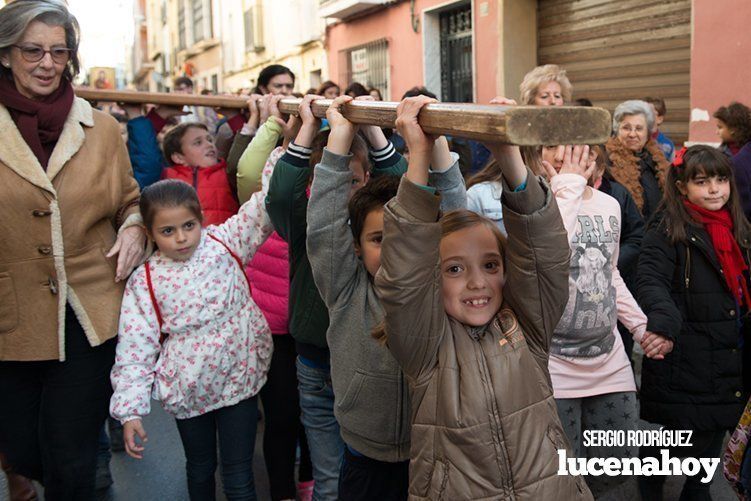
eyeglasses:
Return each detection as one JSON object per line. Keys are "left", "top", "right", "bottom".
{"left": 12, "top": 45, "right": 72, "bottom": 64}
{"left": 619, "top": 124, "right": 646, "bottom": 134}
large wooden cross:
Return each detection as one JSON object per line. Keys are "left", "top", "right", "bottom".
{"left": 75, "top": 89, "right": 611, "bottom": 145}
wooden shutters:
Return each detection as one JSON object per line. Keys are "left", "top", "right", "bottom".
{"left": 537, "top": 0, "right": 691, "bottom": 144}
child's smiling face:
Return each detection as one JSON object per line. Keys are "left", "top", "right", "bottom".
{"left": 440, "top": 223, "right": 505, "bottom": 327}
{"left": 678, "top": 171, "right": 731, "bottom": 212}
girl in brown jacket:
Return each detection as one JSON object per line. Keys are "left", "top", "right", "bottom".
{"left": 374, "top": 97, "right": 592, "bottom": 500}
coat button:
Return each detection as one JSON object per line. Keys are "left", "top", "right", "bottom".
{"left": 730, "top": 309, "right": 736, "bottom": 317}
{"left": 690, "top": 237, "right": 696, "bottom": 242}
{"left": 736, "top": 391, "right": 743, "bottom": 398}
{"left": 32, "top": 209, "right": 51, "bottom": 217}
{"left": 37, "top": 245, "right": 52, "bottom": 255}
{"left": 48, "top": 276, "right": 58, "bottom": 295}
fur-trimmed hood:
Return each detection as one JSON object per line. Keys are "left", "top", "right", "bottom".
{"left": 605, "top": 137, "right": 670, "bottom": 212}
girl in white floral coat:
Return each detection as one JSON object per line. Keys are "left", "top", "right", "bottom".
{"left": 110, "top": 164, "right": 274, "bottom": 500}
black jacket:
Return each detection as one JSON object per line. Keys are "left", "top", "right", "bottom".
{"left": 599, "top": 177, "right": 644, "bottom": 292}
{"left": 637, "top": 214, "right": 751, "bottom": 430}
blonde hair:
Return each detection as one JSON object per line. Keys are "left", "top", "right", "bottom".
{"left": 519, "top": 64, "right": 572, "bottom": 105}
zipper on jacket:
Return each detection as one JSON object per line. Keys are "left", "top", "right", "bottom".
{"left": 473, "top": 340, "right": 514, "bottom": 497}
{"left": 684, "top": 246, "right": 691, "bottom": 289}
{"left": 396, "top": 370, "right": 404, "bottom": 457}
{"left": 192, "top": 166, "right": 199, "bottom": 189}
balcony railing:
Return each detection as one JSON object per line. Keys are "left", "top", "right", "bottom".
{"left": 318, "top": 0, "right": 390, "bottom": 20}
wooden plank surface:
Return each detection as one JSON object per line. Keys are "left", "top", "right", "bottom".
{"left": 75, "top": 89, "right": 613, "bottom": 145}
{"left": 276, "top": 98, "right": 612, "bottom": 145}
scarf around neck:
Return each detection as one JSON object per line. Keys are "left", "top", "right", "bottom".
{"left": 684, "top": 200, "right": 751, "bottom": 310}
{"left": 0, "top": 77, "right": 74, "bottom": 169}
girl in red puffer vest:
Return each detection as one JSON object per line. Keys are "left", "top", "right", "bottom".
{"left": 162, "top": 122, "right": 239, "bottom": 226}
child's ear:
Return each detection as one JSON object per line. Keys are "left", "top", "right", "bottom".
{"left": 676, "top": 180, "right": 688, "bottom": 196}
{"left": 353, "top": 237, "right": 362, "bottom": 258}
{"left": 171, "top": 152, "right": 186, "bottom": 165}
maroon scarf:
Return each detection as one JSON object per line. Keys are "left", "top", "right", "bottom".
{"left": 684, "top": 200, "right": 751, "bottom": 309}
{"left": 0, "top": 77, "right": 74, "bottom": 169}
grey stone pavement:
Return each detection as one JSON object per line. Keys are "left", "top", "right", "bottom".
{"left": 0, "top": 355, "right": 739, "bottom": 500}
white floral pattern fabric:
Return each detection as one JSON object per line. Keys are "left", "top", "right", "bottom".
{"left": 110, "top": 166, "right": 275, "bottom": 422}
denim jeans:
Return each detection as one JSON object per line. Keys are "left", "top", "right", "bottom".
{"left": 175, "top": 396, "right": 259, "bottom": 501}
{"left": 296, "top": 357, "right": 344, "bottom": 501}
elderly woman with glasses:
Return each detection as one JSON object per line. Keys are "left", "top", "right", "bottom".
{"left": 0, "top": 1, "right": 145, "bottom": 498}
{"left": 605, "top": 100, "right": 671, "bottom": 221}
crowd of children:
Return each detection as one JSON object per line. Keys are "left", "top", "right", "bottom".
{"left": 44, "top": 64, "right": 751, "bottom": 500}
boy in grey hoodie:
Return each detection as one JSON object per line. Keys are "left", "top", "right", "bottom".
{"left": 306, "top": 94, "right": 466, "bottom": 500}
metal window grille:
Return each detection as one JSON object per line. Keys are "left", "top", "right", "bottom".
{"left": 339, "top": 39, "right": 389, "bottom": 99}
{"left": 440, "top": 4, "right": 473, "bottom": 103}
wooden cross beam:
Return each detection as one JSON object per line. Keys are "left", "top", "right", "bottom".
{"left": 75, "top": 88, "right": 611, "bottom": 145}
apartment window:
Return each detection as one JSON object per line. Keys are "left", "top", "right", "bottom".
{"left": 178, "top": 1, "right": 186, "bottom": 50}
{"left": 339, "top": 39, "right": 389, "bottom": 99}
{"left": 211, "top": 74, "right": 218, "bottom": 93}
{"left": 244, "top": 5, "right": 264, "bottom": 52}
{"left": 192, "top": 0, "right": 204, "bottom": 43}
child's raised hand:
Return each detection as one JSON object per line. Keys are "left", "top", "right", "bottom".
{"left": 396, "top": 95, "right": 437, "bottom": 157}
{"left": 482, "top": 97, "right": 519, "bottom": 157}
{"left": 542, "top": 145, "right": 596, "bottom": 181}
{"left": 397, "top": 96, "right": 437, "bottom": 185}
{"left": 258, "top": 94, "right": 273, "bottom": 125}
{"left": 246, "top": 94, "right": 262, "bottom": 121}
{"left": 123, "top": 418, "right": 148, "bottom": 459}
{"left": 354, "top": 95, "right": 388, "bottom": 150}
{"left": 269, "top": 94, "right": 301, "bottom": 143}
{"left": 293, "top": 94, "right": 323, "bottom": 148}
{"left": 326, "top": 95, "right": 358, "bottom": 156}
{"left": 326, "top": 95, "right": 357, "bottom": 134}
{"left": 481, "top": 97, "right": 527, "bottom": 189}
{"left": 297, "top": 94, "right": 323, "bottom": 128}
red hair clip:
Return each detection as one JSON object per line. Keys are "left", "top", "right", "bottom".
{"left": 673, "top": 147, "right": 687, "bottom": 168}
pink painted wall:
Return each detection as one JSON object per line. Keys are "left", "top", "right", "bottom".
{"left": 324, "top": 0, "right": 499, "bottom": 102}
{"left": 474, "top": 1, "right": 499, "bottom": 103}
{"left": 689, "top": 0, "right": 751, "bottom": 143}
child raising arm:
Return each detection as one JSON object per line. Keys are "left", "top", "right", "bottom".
{"left": 375, "top": 97, "right": 592, "bottom": 500}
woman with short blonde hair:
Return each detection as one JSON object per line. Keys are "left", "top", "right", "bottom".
{"left": 519, "top": 64, "right": 573, "bottom": 105}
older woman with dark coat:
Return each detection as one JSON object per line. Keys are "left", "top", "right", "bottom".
{"left": 0, "top": 1, "right": 146, "bottom": 498}
{"left": 606, "top": 100, "right": 671, "bottom": 223}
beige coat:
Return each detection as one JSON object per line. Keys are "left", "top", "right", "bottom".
{"left": 375, "top": 174, "right": 592, "bottom": 500}
{"left": 0, "top": 97, "right": 141, "bottom": 362}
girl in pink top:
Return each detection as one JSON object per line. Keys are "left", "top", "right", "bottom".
{"left": 541, "top": 145, "right": 672, "bottom": 496}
